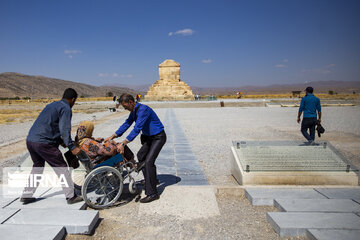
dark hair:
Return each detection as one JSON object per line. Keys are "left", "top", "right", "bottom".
{"left": 305, "top": 86, "right": 314, "bottom": 94}
{"left": 62, "top": 88, "right": 78, "bottom": 100}
{"left": 119, "top": 93, "right": 135, "bottom": 103}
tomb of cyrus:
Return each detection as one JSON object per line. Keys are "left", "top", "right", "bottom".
{"left": 144, "top": 59, "right": 194, "bottom": 101}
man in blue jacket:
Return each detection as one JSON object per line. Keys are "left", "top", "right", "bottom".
{"left": 297, "top": 86, "right": 322, "bottom": 144}
{"left": 21, "top": 88, "right": 82, "bottom": 204}
{"left": 106, "top": 93, "right": 166, "bottom": 203}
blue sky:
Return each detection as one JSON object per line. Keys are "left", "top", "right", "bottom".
{"left": 0, "top": 0, "right": 359, "bottom": 87}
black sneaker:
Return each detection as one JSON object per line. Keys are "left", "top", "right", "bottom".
{"left": 67, "top": 195, "right": 83, "bottom": 204}
{"left": 20, "top": 197, "right": 36, "bottom": 205}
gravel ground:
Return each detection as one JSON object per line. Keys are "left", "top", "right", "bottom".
{"left": 174, "top": 106, "right": 360, "bottom": 185}
{"left": 67, "top": 192, "right": 305, "bottom": 240}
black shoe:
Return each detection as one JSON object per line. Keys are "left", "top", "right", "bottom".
{"left": 20, "top": 197, "right": 36, "bottom": 205}
{"left": 67, "top": 195, "right": 83, "bottom": 204}
{"left": 140, "top": 194, "right": 159, "bottom": 203}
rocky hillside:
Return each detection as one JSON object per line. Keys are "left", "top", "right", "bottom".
{"left": 0, "top": 72, "right": 137, "bottom": 99}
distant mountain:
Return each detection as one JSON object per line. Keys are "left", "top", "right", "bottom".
{"left": 103, "top": 83, "right": 150, "bottom": 94}
{"left": 0, "top": 72, "right": 137, "bottom": 98}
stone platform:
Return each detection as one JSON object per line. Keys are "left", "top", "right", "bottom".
{"left": 231, "top": 141, "right": 358, "bottom": 185}
{"left": 246, "top": 187, "right": 360, "bottom": 239}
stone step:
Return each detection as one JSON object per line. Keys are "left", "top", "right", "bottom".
{"left": 267, "top": 212, "right": 360, "bottom": 237}
{"left": 0, "top": 225, "right": 66, "bottom": 240}
{"left": 274, "top": 198, "right": 360, "bottom": 213}
{"left": 306, "top": 229, "right": 360, "bottom": 240}
{"left": 3, "top": 208, "right": 99, "bottom": 234}
{"left": 245, "top": 188, "right": 326, "bottom": 206}
{"left": 315, "top": 188, "right": 360, "bottom": 199}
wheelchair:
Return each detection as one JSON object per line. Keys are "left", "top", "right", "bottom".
{"left": 71, "top": 146, "right": 139, "bottom": 209}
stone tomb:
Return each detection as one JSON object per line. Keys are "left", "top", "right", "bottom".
{"left": 144, "top": 59, "right": 194, "bottom": 101}
{"left": 231, "top": 141, "right": 358, "bottom": 185}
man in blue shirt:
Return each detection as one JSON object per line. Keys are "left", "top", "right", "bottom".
{"left": 21, "top": 88, "right": 82, "bottom": 204}
{"left": 106, "top": 93, "right": 166, "bottom": 203}
{"left": 297, "top": 86, "right": 322, "bottom": 144}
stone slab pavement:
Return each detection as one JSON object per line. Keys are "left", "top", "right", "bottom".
{"left": 315, "top": 188, "right": 360, "bottom": 200}
{"left": 266, "top": 212, "right": 360, "bottom": 237}
{"left": 274, "top": 198, "right": 360, "bottom": 213}
{"left": 0, "top": 225, "right": 66, "bottom": 240}
{"left": 0, "top": 209, "right": 19, "bottom": 224}
{"left": 3, "top": 208, "right": 99, "bottom": 234}
{"left": 306, "top": 229, "right": 360, "bottom": 240}
{"left": 245, "top": 188, "right": 327, "bottom": 206}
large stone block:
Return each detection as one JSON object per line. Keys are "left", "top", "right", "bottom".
{"left": 306, "top": 229, "right": 360, "bottom": 240}
{"left": 267, "top": 212, "right": 360, "bottom": 237}
{"left": 245, "top": 188, "right": 326, "bottom": 206}
{"left": 274, "top": 198, "right": 360, "bottom": 213}
{"left": 0, "top": 225, "right": 66, "bottom": 240}
{"left": 3, "top": 208, "right": 99, "bottom": 234}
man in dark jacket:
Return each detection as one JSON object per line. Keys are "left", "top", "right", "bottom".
{"left": 297, "top": 86, "right": 322, "bottom": 144}
{"left": 21, "top": 88, "right": 82, "bottom": 204}
{"left": 106, "top": 93, "right": 166, "bottom": 203}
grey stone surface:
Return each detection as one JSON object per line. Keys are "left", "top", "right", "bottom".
{"left": 0, "top": 225, "right": 66, "bottom": 240}
{"left": 0, "top": 196, "right": 17, "bottom": 208}
{"left": 245, "top": 188, "right": 326, "bottom": 206}
{"left": 0, "top": 209, "right": 19, "bottom": 224}
{"left": 267, "top": 212, "right": 360, "bottom": 237}
{"left": 3, "top": 208, "right": 99, "bottom": 234}
{"left": 178, "top": 174, "right": 208, "bottom": 186}
{"left": 5, "top": 197, "right": 86, "bottom": 210}
{"left": 306, "top": 229, "right": 360, "bottom": 240}
{"left": 315, "top": 188, "right": 360, "bottom": 199}
{"left": 274, "top": 198, "right": 360, "bottom": 213}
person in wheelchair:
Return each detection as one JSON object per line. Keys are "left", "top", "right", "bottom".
{"left": 75, "top": 121, "right": 137, "bottom": 168}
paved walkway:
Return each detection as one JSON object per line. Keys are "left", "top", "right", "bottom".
{"left": 157, "top": 109, "right": 208, "bottom": 186}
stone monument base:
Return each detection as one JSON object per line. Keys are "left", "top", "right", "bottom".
{"left": 231, "top": 141, "right": 359, "bottom": 185}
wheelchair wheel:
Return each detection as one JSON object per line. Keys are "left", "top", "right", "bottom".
{"left": 81, "top": 166, "right": 123, "bottom": 209}
{"left": 73, "top": 169, "right": 87, "bottom": 191}
{"left": 128, "top": 177, "right": 137, "bottom": 194}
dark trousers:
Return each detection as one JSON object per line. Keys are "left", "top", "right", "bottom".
{"left": 301, "top": 117, "right": 318, "bottom": 142}
{"left": 137, "top": 131, "right": 166, "bottom": 196}
{"left": 22, "top": 141, "right": 74, "bottom": 199}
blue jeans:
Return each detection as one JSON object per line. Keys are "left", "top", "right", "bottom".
{"left": 301, "top": 117, "right": 317, "bottom": 142}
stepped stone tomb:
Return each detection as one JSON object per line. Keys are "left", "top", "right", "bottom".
{"left": 144, "top": 59, "right": 194, "bottom": 101}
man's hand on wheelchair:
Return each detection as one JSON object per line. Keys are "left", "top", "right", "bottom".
{"left": 117, "top": 144, "right": 125, "bottom": 154}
